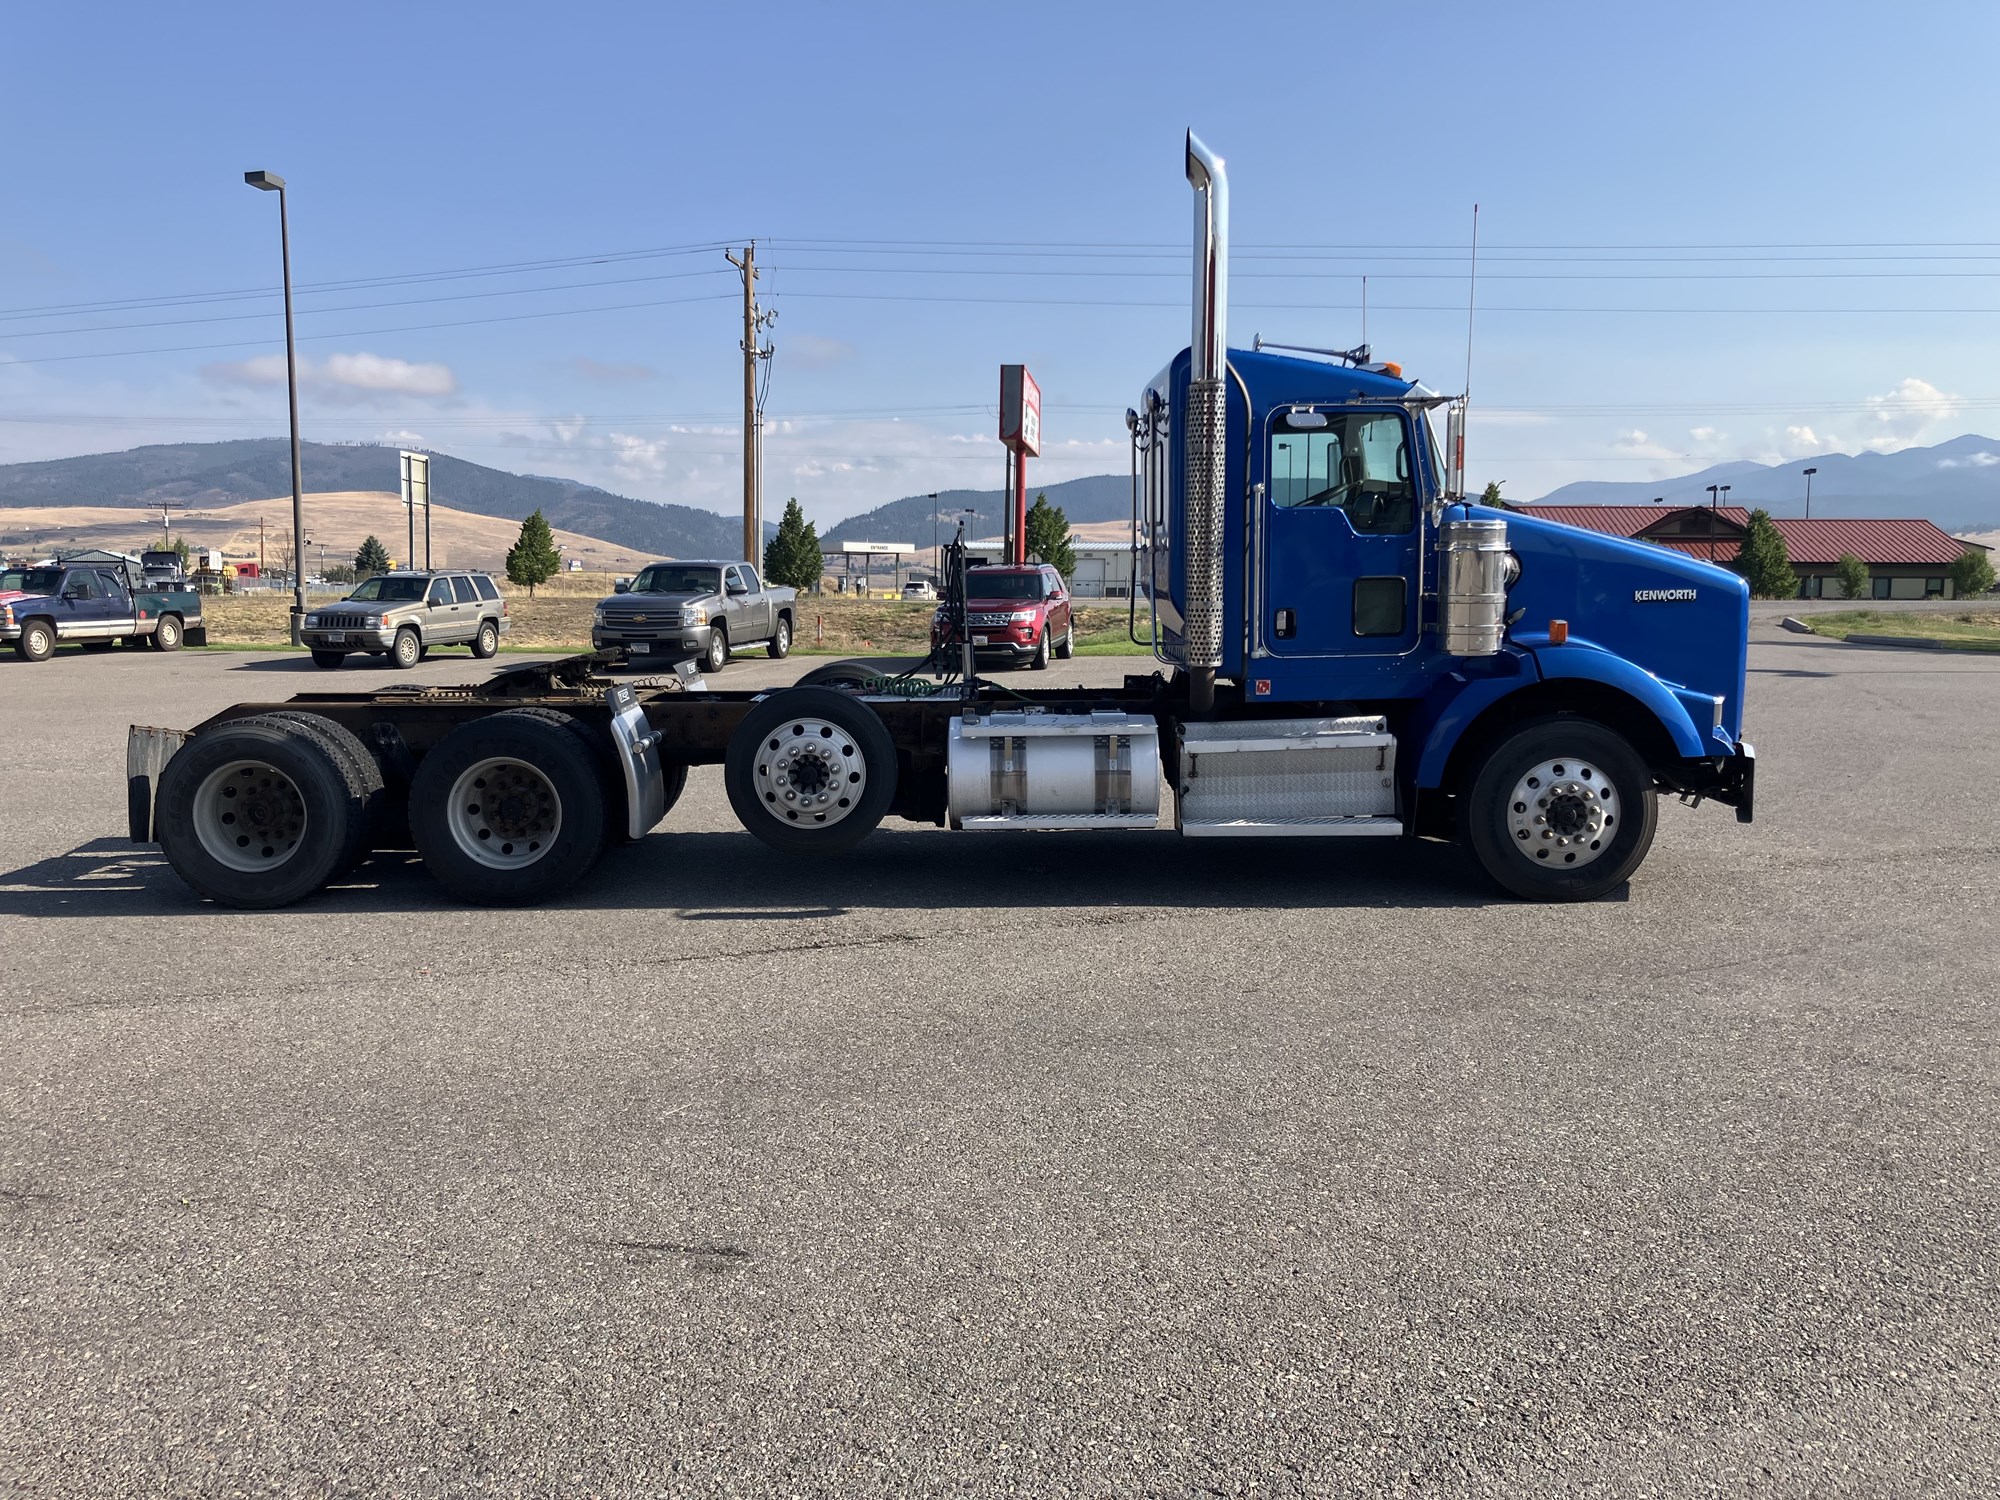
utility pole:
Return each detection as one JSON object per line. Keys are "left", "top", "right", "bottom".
{"left": 258, "top": 515, "right": 267, "bottom": 579}
{"left": 725, "top": 246, "right": 775, "bottom": 564}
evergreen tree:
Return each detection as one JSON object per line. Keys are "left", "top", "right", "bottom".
{"left": 353, "top": 535, "right": 391, "bottom": 578}
{"left": 505, "top": 511, "right": 562, "bottom": 597}
{"left": 154, "top": 533, "right": 190, "bottom": 570}
{"left": 1833, "top": 552, "right": 1871, "bottom": 602}
{"left": 762, "top": 497, "right": 823, "bottom": 590}
{"left": 1024, "top": 492, "right": 1075, "bottom": 579}
{"left": 1734, "top": 508, "right": 1797, "bottom": 599}
{"left": 1948, "top": 545, "right": 1996, "bottom": 598}
{"left": 1479, "top": 480, "right": 1506, "bottom": 507}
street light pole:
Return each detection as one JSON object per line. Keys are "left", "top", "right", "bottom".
{"left": 245, "top": 170, "right": 306, "bottom": 646}
{"left": 1802, "top": 466, "right": 1818, "bottom": 520}
{"left": 926, "top": 492, "right": 943, "bottom": 578}
{"left": 1718, "top": 483, "right": 1732, "bottom": 563}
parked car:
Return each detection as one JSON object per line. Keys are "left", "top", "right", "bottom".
{"left": 591, "top": 560, "right": 795, "bottom": 671}
{"left": 930, "top": 563, "right": 1073, "bottom": 670}
{"left": 1, "top": 560, "right": 205, "bottom": 662}
{"left": 301, "top": 569, "right": 508, "bottom": 669}
{"left": 901, "top": 579, "right": 938, "bottom": 602}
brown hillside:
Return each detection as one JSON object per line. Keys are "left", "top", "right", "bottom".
{"left": 0, "top": 491, "right": 656, "bottom": 574}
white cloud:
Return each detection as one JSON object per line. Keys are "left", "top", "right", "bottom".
{"left": 1938, "top": 451, "right": 2000, "bottom": 469}
{"left": 378, "top": 429, "right": 428, "bottom": 449}
{"left": 781, "top": 335, "right": 855, "bottom": 372}
{"left": 1862, "top": 376, "right": 1962, "bottom": 453}
{"left": 201, "top": 351, "right": 458, "bottom": 405}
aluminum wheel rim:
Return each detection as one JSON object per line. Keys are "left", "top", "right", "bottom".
{"left": 448, "top": 757, "right": 563, "bottom": 869}
{"left": 753, "top": 717, "right": 866, "bottom": 828}
{"left": 192, "top": 759, "right": 309, "bottom": 873}
{"left": 396, "top": 633, "right": 419, "bottom": 665}
{"left": 1507, "top": 757, "right": 1619, "bottom": 869}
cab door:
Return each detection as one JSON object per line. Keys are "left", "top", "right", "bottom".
{"left": 1257, "top": 406, "right": 1423, "bottom": 658}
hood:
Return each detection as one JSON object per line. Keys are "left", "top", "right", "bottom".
{"left": 1483, "top": 504, "right": 1751, "bottom": 742}
{"left": 0, "top": 588, "right": 49, "bottom": 607}
{"left": 597, "top": 590, "right": 709, "bottom": 611}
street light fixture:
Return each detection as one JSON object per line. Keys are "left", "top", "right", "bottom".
{"left": 244, "top": 169, "right": 307, "bottom": 646}
{"left": 1802, "top": 466, "right": 1818, "bottom": 520}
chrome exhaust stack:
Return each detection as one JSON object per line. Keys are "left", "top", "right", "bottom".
{"left": 1184, "top": 131, "right": 1228, "bottom": 714}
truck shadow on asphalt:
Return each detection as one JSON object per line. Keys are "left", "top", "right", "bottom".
{"left": 0, "top": 829, "right": 1542, "bottom": 918}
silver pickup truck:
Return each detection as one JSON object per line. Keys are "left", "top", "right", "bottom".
{"left": 590, "top": 559, "right": 796, "bottom": 671}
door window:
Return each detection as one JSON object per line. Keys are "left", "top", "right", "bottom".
{"left": 450, "top": 576, "right": 479, "bottom": 604}
{"left": 427, "top": 580, "right": 452, "bottom": 607}
{"left": 95, "top": 570, "right": 129, "bottom": 598}
{"left": 739, "top": 566, "right": 761, "bottom": 591}
{"left": 1269, "top": 411, "right": 1416, "bottom": 534}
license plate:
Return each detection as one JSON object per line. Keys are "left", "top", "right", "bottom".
{"left": 973, "top": 634, "right": 990, "bottom": 646}
{"left": 628, "top": 641, "right": 650, "bottom": 654}
{"left": 324, "top": 632, "right": 346, "bottom": 644}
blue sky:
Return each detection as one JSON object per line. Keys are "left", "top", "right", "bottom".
{"left": 5, "top": 0, "right": 1999, "bottom": 524}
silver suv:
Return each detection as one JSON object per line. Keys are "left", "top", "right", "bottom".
{"left": 302, "top": 569, "right": 509, "bottom": 670}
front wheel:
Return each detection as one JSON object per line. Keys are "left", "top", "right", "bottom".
{"left": 472, "top": 619, "right": 500, "bottom": 659}
{"left": 724, "top": 686, "right": 897, "bottom": 854}
{"left": 390, "top": 627, "right": 421, "bottom": 670}
{"left": 767, "top": 616, "right": 792, "bottom": 659}
{"left": 704, "top": 627, "right": 729, "bottom": 673}
{"left": 16, "top": 620, "right": 55, "bottom": 663}
{"left": 1465, "top": 716, "right": 1658, "bottom": 901}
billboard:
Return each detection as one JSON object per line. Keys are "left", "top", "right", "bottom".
{"left": 999, "top": 364, "right": 1041, "bottom": 457}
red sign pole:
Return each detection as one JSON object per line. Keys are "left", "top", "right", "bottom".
{"left": 1013, "top": 448, "right": 1028, "bottom": 564}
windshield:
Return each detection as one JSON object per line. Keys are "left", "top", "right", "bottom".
{"left": 966, "top": 570, "right": 1047, "bottom": 601}
{"left": 346, "top": 575, "right": 428, "bottom": 602}
{"left": 1, "top": 568, "right": 63, "bottom": 595}
{"left": 631, "top": 565, "right": 721, "bottom": 595}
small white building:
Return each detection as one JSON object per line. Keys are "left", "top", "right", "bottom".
{"left": 1067, "top": 540, "right": 1139, "bottom": 599}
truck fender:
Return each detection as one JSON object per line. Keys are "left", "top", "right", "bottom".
{"left": 1413, "top": 639, "right": 1707, "bottom": 787}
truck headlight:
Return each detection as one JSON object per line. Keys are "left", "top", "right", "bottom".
{"left": 592, "top": 606, "right": 606, "bottom": 626}
{"left": 681, "top": 605, "right": 707, "bottom": 625}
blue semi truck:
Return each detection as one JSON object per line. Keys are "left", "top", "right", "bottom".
{"left": 128, "top": 133, "right": 1751, "bottom": 909}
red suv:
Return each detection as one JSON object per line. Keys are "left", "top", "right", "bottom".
{"left": 932, "top": 563, "right": 1073, "bottom": 670}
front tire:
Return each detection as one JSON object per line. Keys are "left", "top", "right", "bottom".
{"left": 472, "top": 619, "right": 500, "bottom": 659}
{"left": 409, "top": 709, "right": 609, "bottom": 904}
{"left": 724, "top": 686, "right": 897, "bottom": 854}
{"left": 767, "top": 615, "right": 792, "bottom": 659}
{"left": 390, "top": 627, "right": 421, "bottom": 670}
{"left": 704, "top": 627, "right": 729, "bottom": 673}
{"left": 16, "top": 619, "right": 55, "bottom": 663}
{"left": 1466, "top": 717, "right": 1658, "bottom": 901}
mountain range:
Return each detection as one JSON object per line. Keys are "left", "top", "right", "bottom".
{"left": 0, "top": 440, "right": 764, "bottom": 559}
{"left": 1529, "top": 433, "right": 2000, "bottom": 534}
{"left": 818, "top": 474, "right": 1131, "bottom": 552}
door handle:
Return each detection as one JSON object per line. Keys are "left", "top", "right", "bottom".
{"left": 1274, "top": 608, "right": 1296, "bottom": 640}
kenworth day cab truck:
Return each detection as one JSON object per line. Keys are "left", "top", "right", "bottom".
{"left": 127, "top": 134, "right": 1752, "bottom": 910}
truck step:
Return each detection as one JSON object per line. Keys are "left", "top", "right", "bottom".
{"left": 957, "top": 811, "right": 1160, "bottom": 832}
{"left": 1181, "top": 814, "right": 1403, "bottom": 838}
{"left": 1177, "top": 714, "right": 1399, "bottom": 829}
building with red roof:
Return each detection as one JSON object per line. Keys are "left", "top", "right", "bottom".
{"left": 1511, "top": 504, "right": 1989, "bottom": 600}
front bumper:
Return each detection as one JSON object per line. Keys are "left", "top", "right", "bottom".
{"left": 593, "top": 621, "right": 712, "bottom": 661}
{"left": 302, "top": 626, "right": 396, "bottom": 651}
{"left": 1677, "top": 740, "right": 1755, "bottom": 823}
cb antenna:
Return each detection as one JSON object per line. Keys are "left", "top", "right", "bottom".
{"left": 1463, "top": 203, "right": 1480, "bottom": 403}
{"left": 1361, "top": 274, "right": 1368, "bottom": 350}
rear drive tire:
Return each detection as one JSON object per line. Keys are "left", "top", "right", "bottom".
{"left": 155, "top": 714, "right": 372, "bottom": 908}
{"left": 472, "top": 619, "right": 500, "bottom": 659}
{"left": 704, "top": 627, "right": 729, "bottom": 673}
{"left": 409, "top": 708, "right": 609, "bottom": 904}
{"left": 258, "top": 711, "right": 386, "bottom": 873}
{"left": 151, "top": 614, "right": 183, "bottom": 652}
{"left": 724, "top": 686, "right": 897, "bottom": 854}
{"left": 311, "top": 650, "right": 347, "bottom": 669}
{"left": 16, "top": 619, "right": 55, "bottom": 662}
{"left": 1466, "top": 716, "right": 1659, "bottom": 902}
{"left": 767, "top": 615, "right": 792, "bottom": 659}
{"left": 391, "top": 627, "right": 421, "bottom": 669}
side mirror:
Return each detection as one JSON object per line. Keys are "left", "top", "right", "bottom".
{"left": 63, "top": 587, "right": 85, "bottom": 601}
{"left": 613, "top": 581, "right": 629, "bottom": 594}
{"left": 726, "top": 579, "right": 748, "bottom": 595}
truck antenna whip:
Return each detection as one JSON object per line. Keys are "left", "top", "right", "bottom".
{"left": 1361, "top": 274, "right": 1368, "bottom": 350}
{"left": 1463, "top": 204, "right": 1480, "bottom": 403}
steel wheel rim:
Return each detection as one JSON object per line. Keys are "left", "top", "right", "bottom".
{"left": 192, "top": 759, "right": 309, "bottom": 873}
{"left": 753, "top": 717, "right": 866, "bottom": 828}
{"left": 159, "top": 619, "right": 178, "bottom": 645}
{"left": 448, "top": 757, "right": 563, "bottom": 869}
{"left": 1506, "top": 756, "right": 1619, "bottom": 869}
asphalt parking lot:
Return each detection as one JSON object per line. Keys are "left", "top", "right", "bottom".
{"left": 2, "top": 623, "right": 1996, "bottom": 1497}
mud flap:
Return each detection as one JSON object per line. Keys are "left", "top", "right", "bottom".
{"left": 606, "top": 684, "right": 667, "bottom": 839}
{"left": 126, "top": 725, "right": 191, "bottom": 842}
